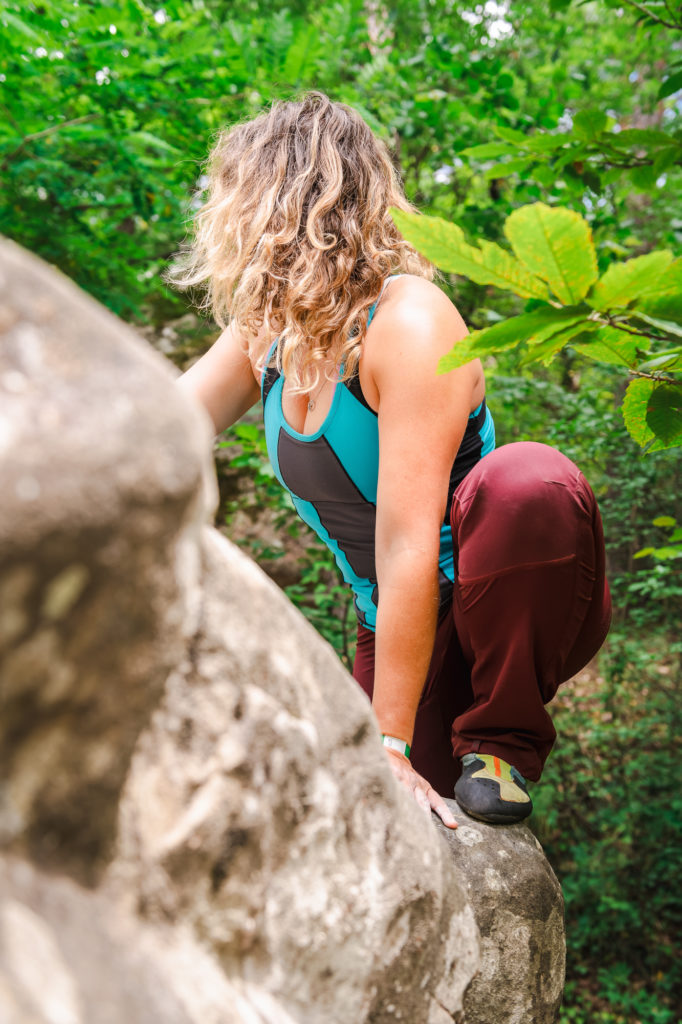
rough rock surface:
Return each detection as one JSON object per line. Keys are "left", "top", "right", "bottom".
{"left": 0, "top": 239, "right": 565, "bottom": 1023}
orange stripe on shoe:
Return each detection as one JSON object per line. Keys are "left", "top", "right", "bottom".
{"left": 494, "top": 756, "right": 501, "bottom": 777}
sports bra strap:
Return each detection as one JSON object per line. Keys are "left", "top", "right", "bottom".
{"left": 367, "top": 273, "right": 402, "bottom": 327}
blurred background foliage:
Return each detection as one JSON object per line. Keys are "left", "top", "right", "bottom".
{"left": 1, "top": 0, "right": 681, "bottom": 1020}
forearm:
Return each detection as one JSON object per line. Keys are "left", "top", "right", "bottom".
{"left": 372, "top": 549, "right": 440, "bottom": 746}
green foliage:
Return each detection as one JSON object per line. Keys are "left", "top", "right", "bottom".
{"left": 4, "top": 1, "right": 682, "bottom": 1020}
{"left": 635, "top": 515, "right": 682, "bottom": 563}
{"left": 392, "top": 203, "right": 682, "bottom": 450}
{"left": 0, "top": 0, "right": 372, "bottom": 319}
{"left": 535, "top": 631, "right": 682, "bottom": 1024}
{"left": 463, "top": 120, "right": 682, "bottom": 197}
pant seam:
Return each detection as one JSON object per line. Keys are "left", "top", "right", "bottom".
{"left": 458, "top": 552, "right": 576, "bottom": 585}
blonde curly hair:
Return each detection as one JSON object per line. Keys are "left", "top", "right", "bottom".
{"left": 167, "top": 92, "right": 433, "bottom": 392}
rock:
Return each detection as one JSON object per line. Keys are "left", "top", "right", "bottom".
{"left": 0, "top": 239, "right": 565, "bottom": 1022}
{"left": 438, "top": 815, "right": 565, "bottom": 1023}
{"left": 0, "top": 238, "right": 215, "bottom": 884}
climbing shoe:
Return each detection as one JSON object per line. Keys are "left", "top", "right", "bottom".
{"left": 454, "top": 753, "right": 533, "bottom": 825}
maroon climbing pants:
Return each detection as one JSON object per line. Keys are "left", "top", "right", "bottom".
{"left": 353, "top": 442, "right": 612, "bottom": 795}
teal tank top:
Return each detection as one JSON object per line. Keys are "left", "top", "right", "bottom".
{"left": 261, "top": 281, "right": 495, "bottom": 630}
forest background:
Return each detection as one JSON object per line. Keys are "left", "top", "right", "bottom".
{"left": 1, "top": 0, "right": 681, "bottom": 1021}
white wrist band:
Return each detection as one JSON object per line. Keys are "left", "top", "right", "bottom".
{"left": 381, "top": 734, "right": 411, "bottom": 758}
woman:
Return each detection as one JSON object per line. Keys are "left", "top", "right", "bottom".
{"left": 171, "top": 92, "right": 611, "bottom": 829}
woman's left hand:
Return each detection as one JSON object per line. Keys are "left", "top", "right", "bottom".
{"left": 384, "top": 748, "right": 458, "bottom": 829}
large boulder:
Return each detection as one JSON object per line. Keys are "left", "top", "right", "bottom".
{"left": 0, "top": 239, "right": 565, "bottom": 1023}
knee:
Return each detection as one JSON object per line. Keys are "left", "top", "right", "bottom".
{"left": 452, "top": 443, "right": 594, "bottom": 576}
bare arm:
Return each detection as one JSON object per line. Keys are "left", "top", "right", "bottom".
{"left": 178, "top": 323, "right": 261, "bottom": 434}
{"left": 366, "top": 277, "right": 481, "bottom": 826}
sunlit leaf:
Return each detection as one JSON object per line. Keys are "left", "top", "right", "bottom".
{"left": 633, "top": 547, "right": 655, "bottom": 559}
{"left": 622, "top": 378, "right": 656, "bottom": 449}
{"left": 638, "top": 260, "right": 682, "bottom": 321}
{"left": 572, "top": 325, "right": 639, "bottom": 368}
{"left": 520, "top": 321, "right": 598, "bottom": 367}
{"left": 504, "top": 203, "right": 598, "bottom": 304}
{"left": 587, "top": 251, "right": 674, "bottom": 311}
{"left": 390, "top": 208, "right": 549, "bottom": 300}
{"left": 438, "top": 305, "right": 589, "bottom": 372}
{"left": 523, "top": 133, "right": 571, "bottom": 153}
{"left": 650, "top": 546, "right": 682, "bottom": 559}
{"left": 438, "top": 320, "right": 524, "bottom": 373}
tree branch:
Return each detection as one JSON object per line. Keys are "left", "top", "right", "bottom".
{"left": 620, "top": 0, "right": 682, "bottom": 30}
{"left": 1, "top": 113, "right": 103, "bottom": 170}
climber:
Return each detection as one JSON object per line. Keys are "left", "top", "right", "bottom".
{"left": 169, "top": 92, "right": 612, "bottom": 828}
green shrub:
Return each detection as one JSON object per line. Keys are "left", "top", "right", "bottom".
{"left": 535, "top": 630, "right": 682, "bottom": 1024}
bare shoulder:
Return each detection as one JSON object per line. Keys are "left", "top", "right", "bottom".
{"left": 360, "top": 274, "right": 484, "bottom": 412}
{"left": 367, "top": 275, "right": 468, "bottom": 360}
{"left": 363, "top": 275, "right": 468, "bottom": 372}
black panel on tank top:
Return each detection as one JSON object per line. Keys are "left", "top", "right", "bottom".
{"left": 343, "top": 371, "right": 377, "bottom": 415}
{"left": 276, "top": 428, "right": 377, "bottom": 583}
{"left": 443, "top": 399, "right": 487, "bottom": 524}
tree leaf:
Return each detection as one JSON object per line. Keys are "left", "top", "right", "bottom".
{"left": 652, "top": 516, "right": 677, "bottom": 528}
{"left": 520, "top": 321, "right": 598, "bottom": 367}
{"left": 129, "top": 131, "right": 182, "bottom": 155}
{"left": 613, "top": 129, "right": 678, "bottom": 148}
{"left": 637, "top": 260, "right": 682, "bottom": 320}
{"left": 623, "top": 380, "right": 682, "bottom": 452}
{"left": 390, "top": 209, "right": 549, "bottom": 300}
{"left": 637, "top": 349, "right": 682, "bottom": 373}
{"left": 523, "top": 133, "right": 571, "bottom": 153}
{"left": 438, "top": 319, "right": 524, "bottom": 372}
{"left": 572, "top": 110, "right": 608, "bottom": 140}
{"left": 460, "top": 142, "right": 515, "bottom": 159}
{"left": 630, "top": 165, "right": 658, "bottom": 191}
{"left": 438, "top": 305, "right": 589, "bottom": 372}
{"left": 646, "top": 384, "right": 682, "bottom": 449}
{"left": 587, "top": 251, "right": 674, "bottom": 311}
{"left": 494, "top": 125, "right": 527, "bottom": 144}
{"left": 653, "top": 147, "right": 679, "bottom": 176}
{"left": 504, "top": 202, "right": 598, "bottom": 304}
{"left": 0, "top": 10, "right": 41, "bottom": 40}
{"left": 633, "top": 547, "right": 655, "bottom": 559}
{"left": 630, "top": 311, "right": 682, "bottom": 339}
{"left": 573, "top": 325, "right": 639, "bottom": 367}
{"left": 483, "top": 157, "right": 532, "bottom": 180}
{"left": 658, "top": 70, "right": 682, "bottom": 100}
{"left": 622, "top": 378, "right": 657, "bottom": 448}
{"left": 650, "top": 546, "right": 682, "bottom": 560}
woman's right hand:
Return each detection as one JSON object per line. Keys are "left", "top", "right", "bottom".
{"left": 384, "top": 747, "right": 458, "bottom": 829}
